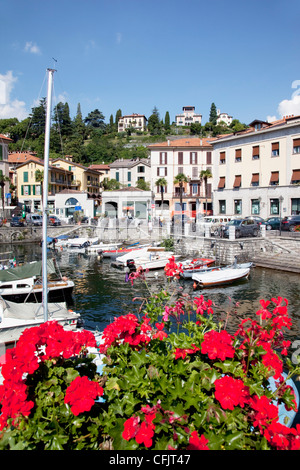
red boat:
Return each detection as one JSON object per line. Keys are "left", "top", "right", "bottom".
{"left": 180, "top": 257, "right": 215, "bottom": 279}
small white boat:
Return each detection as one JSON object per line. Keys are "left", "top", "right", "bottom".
{"left": 87, "top": 242, "right": 123, "bottom": 254}
{"left": 192, "top": 263, "right": 252, "bottom": 288}
{"left": 0, "top": 296, "right": 80, "bottom": 348}
{"left": 0, "top": 259, "right": 74, "bottom": 303}
{"left": 111, "top": 246, "right": 171, "bottom": 269}
{"left": 129, "top": 251, "right": 179, "bottom": 271}
{"left": 180, "top": 257, "right": 216, "bottom": 279}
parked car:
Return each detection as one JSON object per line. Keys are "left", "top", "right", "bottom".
{"left": 265, "top": 217, "right": 281, "bottom": 230}
{"left": 280, "top": 215, "right": 300, "bottom": 232}
{"left": 245, "top": 216, "right": 265, "bottom": 225}
{"left": 26, "top": 213, "right": 42, "bottom": 226}
{"left": 223, "top": 218, "right": 261, "bottom": 238}
{"left": 48, "top": 215, "right": 61, "bottom": 226}
{"left": 10, "top": 216, "right": 26, "bottom": 227}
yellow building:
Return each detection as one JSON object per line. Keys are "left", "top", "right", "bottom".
{"left": 51, "top": 158, "right": 101, "bottom": 195}
{"left": 16, "top": 159, "right": 73, "bottom": 213}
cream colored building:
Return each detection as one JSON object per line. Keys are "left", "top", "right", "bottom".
{"left": 148, "top": 137, "right": 213, "bottom": 219}
{"left": 211, "top": 116, "right": 300, "bottom": 218}
{"left": 175, "top": 106, "right": 202, "bottom": 127}
{"left": 118, "top": 113, "right": 147, "bottom": 133}
{"left": 109, "top": 158, "right": 151, "bottom": 187}
{"left": 216, "top": 110, "right": 233, "bottom": 126}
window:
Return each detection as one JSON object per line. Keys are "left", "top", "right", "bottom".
{"left": 220, "top": 152, "right": 226, "bottom": 164}
{"left": 160, "top": 152, "right": 167, "bottom": 164}
{"left": 157, "top": 167, "right": 167, "bottom": 177}
{"left": 219, "top": 200, "right": 226, "bottom": 214}
{"left": 234, "top": 199, "right": 242, "bottom": 214}
{"left": 235, "top": 149, "right": 242, "bottom": 162}
{"left": 127, "top": 172, "right": 131, "bottom": 182}
{"left": 293, "top": 138, "right": 300, "bottom": 154}
{"left": 252, "top": 146, "right": 260, "bottom": 159}
{"left": 192, "top": 184, "right": 198, "bottom": 195}
{"left": 116, "top": 172, "right": 119, "bottom": 182}
{"left": 291, "top": 198, "right": 300, "bottom": 214}
{"left": 233, "top": 175, "right": 241, "bottom": 188}
{"left": 206, "top": 152, "right": 212, "bottom": 164}
{"left": 178, "top": 167, "right": 183, "bottom": 174}
{"left": 270, "top": 199, "right": 279, "bottom": 215}
{"left": 178, "top": 152, "right": 183, "bottom": 165}
{"left": 192, "top": 167, "right": 198, "bottom": 178}
{"left": 251, "top": 173, "right": 259, "bottom": 186}
{"left": 23, "top": 171, "right": 29, "bottom": 183}
{"left": 270, "top": 171, "right": 279, "bottom": 185}
{"left": 291, "top": 169, "right": 300, "bottom": 184}
{"left": 0, "top": 146, "right": 3, "bottom": 161}
{"left": 218, "top": 176, "right": 225, "bottom": 189}
{"left": 251, "top": 199, "right": 260, "bottom": 215}
{"left": 272, "top": 142, "right": 279, "bottom": 156}
{"left": 190, "top": 152, "right": 197, "bottom": 164}
{"left": 137, "top": 166, "right": 145, "bottom": 173}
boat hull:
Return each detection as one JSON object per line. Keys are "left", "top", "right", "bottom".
{"left": 192, "top": 267, "right": 251, "bottom": 288}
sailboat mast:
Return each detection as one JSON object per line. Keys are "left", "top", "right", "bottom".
{"left": 42, "top": 68, "right": 55, "bottom": 322}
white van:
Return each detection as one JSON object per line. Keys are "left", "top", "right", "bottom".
{"left": 203, "top": 216, "right": 233, "bottom": 236}
{"left": 26, "top": 213, "right": 42, "bottom": 226}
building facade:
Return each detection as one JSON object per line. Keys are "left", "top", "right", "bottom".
{"left": 175, "top": 106, "right": 202, "bottom": 127}
{"left": 109, "top": 158, "right": 151, "bottom": 187}
{"left": 148, "top": 138, "right": 213, "bottom": 220}
{"left": 216, "top": 110, "right": 233, "bottom": 126}
{"left": 51, "top": 157, "right": 101, "bottom": 196}
{"left": 15, "top": 159, "right": 73, "bottom": 213}
{"left": 117, "top": 114, "right": 148, "bottom": 133}
{"left": 211, "top": 116, "right": 300, "bottom": 218}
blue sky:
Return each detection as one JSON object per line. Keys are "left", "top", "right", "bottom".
{"left": 1, "top": 0, "right": 300, "bottom": 126}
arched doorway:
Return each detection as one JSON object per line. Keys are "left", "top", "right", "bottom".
{"left": 105, "top": 201, "right": 118, "bottom": 218}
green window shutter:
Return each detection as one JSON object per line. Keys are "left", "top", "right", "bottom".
{"left": 0, "top": 146, "right": 3, "bottom": 161}
{"left": 21, "top": 185, "right": 24, "bottom": 195}
{"left": 28, "top": 186, "right": 31, "bottom": 195}
{"left": 24, "top": 171, "right": 28, "bottom": 183}
{"left": 33, "top": 185, "right": 35, "bottom": 195}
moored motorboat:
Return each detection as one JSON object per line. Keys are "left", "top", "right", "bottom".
{"left": 180, "top": 257, "right": 216, "bottom": 279}
{"left": 192, "top": 262, "right": 252, "bottom": 288}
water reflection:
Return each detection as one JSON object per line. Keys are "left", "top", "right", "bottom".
{"left": 1, "top": 244, "right": 300, "bottom": 343}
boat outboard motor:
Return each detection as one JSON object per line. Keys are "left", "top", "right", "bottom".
{"left": 126, "top": 259, "right": 136, "bottom": 272}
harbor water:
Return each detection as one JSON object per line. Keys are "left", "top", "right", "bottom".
{"left": 2, "top": 243, "right": 300, "bottom": 346}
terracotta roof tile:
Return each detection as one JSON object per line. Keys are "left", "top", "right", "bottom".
{"left": 148, "top": 137, "right": 213, "bottom": 149}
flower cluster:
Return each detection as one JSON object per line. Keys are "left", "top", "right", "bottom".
{"left": 164, "top": 256, "right": 183, "bottom": 278}
{"left": 0, "top": 321, "right": 97, "bottom": 432}
{"left": 1, "top": 255, "right": 300, "bottom": 451}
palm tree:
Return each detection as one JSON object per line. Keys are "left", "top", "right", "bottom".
{"left": 0, "top": 174, "right": 11, "bottom": 218}
{"left": 200, "top": 169, "right": 212, "bottom": 216}
{"left": 155, "top": 177, "right": 167, "bottom": 216}
{"left": 174, "top": 173, "right": 188, "bottom": 232}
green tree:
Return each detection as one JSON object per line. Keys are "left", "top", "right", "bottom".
{"left": 200, "top": 169, "right": 212, "bottom": 215}
{"left": 209, "top": 103, "right": 218, "bottom": 126}
{"left": 73, "top": 103, "right": 86, "bottom": 139}
{"left": 164, "top": 111, "right": 171, "bottom": 134}
{"left": 148, "top": 107, "right": 161, "bottom": 135}
{"left": 84, "top": 109, "right": 106, "bottom": 131}
{"left": 29, "top": 98, "right": 47, "bottom": 138}
{"left": 53, "top": 102, "right": 72, "bottom": 136}
{"left": 115, "top": 109, "right": 122, "bottom": 130}
{"left": 136, "top": 179, "right": 150, "bottom": 190}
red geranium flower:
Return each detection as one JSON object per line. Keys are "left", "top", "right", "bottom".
{"left": 201, "top": 330, "right": 235, "bottom": 361}
{"left": 187, "top": 431, "right": 209, "bottom": 450}
{"left": 64, "top": 375, "right": 103, "bottom": 416}
{"left": 214, "top": 376, "right": 250, "bottom": 410}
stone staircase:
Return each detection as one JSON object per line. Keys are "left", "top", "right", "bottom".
{"left": 252, "top": 236, "right": 300, "bottom": 273}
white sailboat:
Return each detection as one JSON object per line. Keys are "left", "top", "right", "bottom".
{"left": 0, "top": 69, "right": 80, "bottom": 352}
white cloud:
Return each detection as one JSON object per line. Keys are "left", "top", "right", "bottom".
{"left": 278, "top": 94, "right": 300, "bottom": 118}
{"left": 0, "top": 71, "right": 28, "bottom": 120}
{"left": 24, "top": 41, "right": 41, "bottom": 55}
{"left": 268, "top": 81, "right": 300, "bottom": 122}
